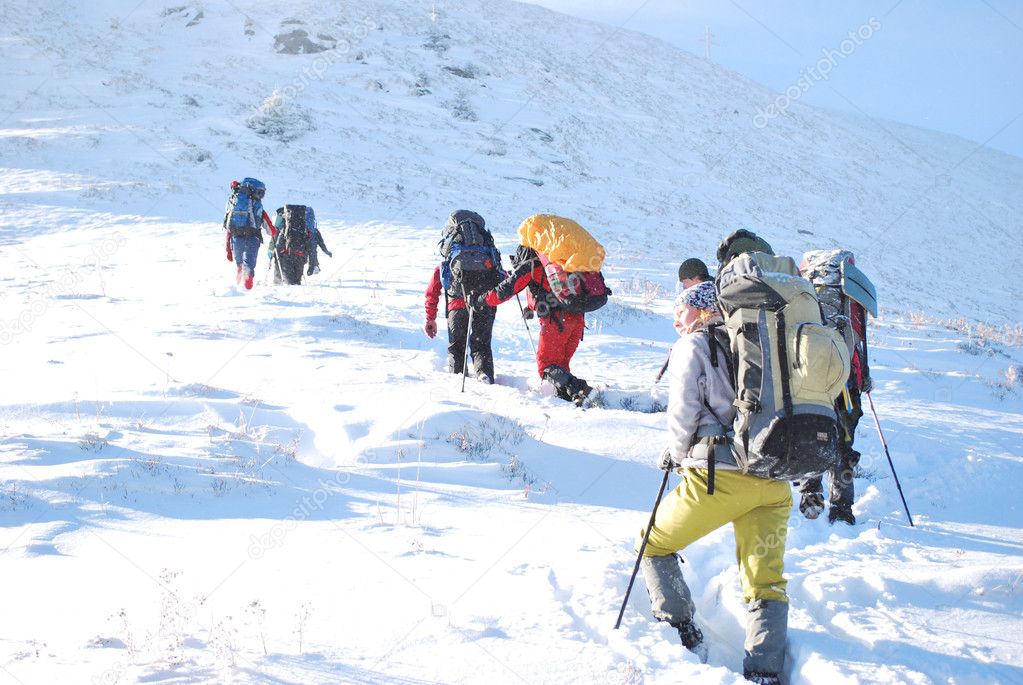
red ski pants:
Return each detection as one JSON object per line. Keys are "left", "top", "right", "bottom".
{"left": 535, "top": 311, "right": 584, "bottom": 377}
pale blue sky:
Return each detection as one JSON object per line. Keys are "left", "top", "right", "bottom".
{"left": 521, "top": 0, "right": 1023, "bottom": 159}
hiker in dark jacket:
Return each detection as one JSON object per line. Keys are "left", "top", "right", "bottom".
{"left": 474, "top": 245, "right": 591, "bottom": 404}
{"left": 639, "top": 280, "right": 791, "bottom": 685}
{"left": 270, "top": 206, "right": 311, "bottom": 285}
{"left": 423, "top": 210, "right": 498, "bottom": 383}
{"left": 305, "top": 211, "right": 332, "bottom": 276}
{"left": 799, "top": 298, "right": 871, "bottom": 525}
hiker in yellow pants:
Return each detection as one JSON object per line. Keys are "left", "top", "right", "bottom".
{"left": 638, "top": 280, "right": 792, "bottom": 685}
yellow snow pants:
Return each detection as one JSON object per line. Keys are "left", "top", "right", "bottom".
{"left": 640, "top": 468, "right": 792, "bottom": 603}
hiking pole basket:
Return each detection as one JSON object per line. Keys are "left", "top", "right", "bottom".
{"left": 614, "top": 469, "right": 671, "bottom": 629}
{"left": 865, "top": 391, "right": 914, "bottom": 527}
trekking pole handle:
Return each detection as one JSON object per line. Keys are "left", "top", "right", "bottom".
{"left": 614, "top": 469, "right": 671, "bottom": 630}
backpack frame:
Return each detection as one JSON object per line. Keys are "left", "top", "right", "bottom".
{"left": 716, "top": 252, "right": 851, "bottom": 481}
{"left": 438, "top": 212, "right": 502, "bottom": 301}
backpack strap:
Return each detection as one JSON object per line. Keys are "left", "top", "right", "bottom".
{"left": 706, "top": 324, "right": 736, "bottom": 391}
{"left": 699, "top": 328, "right": 737, "bottom": 497}
{"left": 707, "top": 441, "right": 715, "bottom": 495}
{"left": 774, "top": 311, "right": 795, "bottom": 472}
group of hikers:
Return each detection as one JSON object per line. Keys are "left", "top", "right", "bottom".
{"left": 222, "top": 177, "right": 332, "bottom": 289}
{"left": 222, "top": 184, "right": 879, "bottom": 684}
{"left": 423, "top": 211, "right": 609, "bottom": 405}
{"left": 418, "top": 212, "right": 876, "bottom": 684}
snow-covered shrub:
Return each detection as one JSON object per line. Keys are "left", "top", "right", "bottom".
{"left": 447, "top": 415, "right": 526, "bottom": 461}
{"left": 442, "top": 64, "right": 478, "bottom": 79}
{"left": 175, "top": 143, "right": 213, "bottom": 166}
{"left": 445, "top": 90, "right": 477, "bottom": 122}
{"left": 246, "top": 89, "right": 315, "bottom": 142}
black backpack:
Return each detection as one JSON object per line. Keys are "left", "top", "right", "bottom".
{"left": 281, "top": 204, "right": 310, "bottom": 256}
{"left": 438, "top": 210, "right": 502, "bottom": 299}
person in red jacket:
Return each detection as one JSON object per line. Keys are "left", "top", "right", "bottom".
{"left": 223, "top": 178, "right": 275, "bottom": 290}
{"left": 473, "top": 245, "right": 592, "bottom": 404}
{"left": 423, "top": 210, "right": 500, "bottom": 382}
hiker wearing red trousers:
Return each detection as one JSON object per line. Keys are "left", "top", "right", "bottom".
{"left": 473, "top": 245, "right": 592, "bottom": 404}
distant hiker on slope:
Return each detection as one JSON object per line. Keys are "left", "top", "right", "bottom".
{"left": 305, "top": 211, "right": 332, "bottom": 276}
{"left": 796, "top": 249, "right": 877, "bottom": 525}
{"left": 638, "top": 276, "right": 792, "bottom": 685}
{"left": 472, "top": 215, "right": 610, "bottom": 405}
{"left": 223, "top": 177, "right": 274, "bottom": 290}
{"left": 270, "top": 204, "right": 314, "bottom": 285}
{"left": 423, "top": 210, "right": 501, "bottom": 384}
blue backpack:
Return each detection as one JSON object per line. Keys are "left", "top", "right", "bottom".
{"left": 226, "top": 177, "right": 266, "bottom": 237}
{"left": 438, "top": 210, "right": 502, "bottom": 299}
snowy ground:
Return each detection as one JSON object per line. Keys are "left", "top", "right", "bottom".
{"left": 1, "top": 213, "right": 1022, "bottom": 684}
{"left": 2, "top": 0, "right": 1023, "bottom": 683}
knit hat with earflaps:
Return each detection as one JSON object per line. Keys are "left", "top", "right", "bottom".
{"left": 676, "top": 281, "right": 720, "bottom": 315}
{"left": 716, "top": 229, "right": 773, "bottom": 268}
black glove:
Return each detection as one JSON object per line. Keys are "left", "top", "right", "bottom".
{"left": 470, "top": 293, "right": 489, "bottom": 311}
{"left": 324, "top": 249, "right": 333, "bottom": 258}
{"left": 657, "top": 447, "right": 682, "bottom": 471}
{"left": 521, "top": 307, "right": 534, "bottom": 320}
{"left": 860, "top": 376, "right": 873, "bottom": 394}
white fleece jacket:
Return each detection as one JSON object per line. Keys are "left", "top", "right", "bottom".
{"left": 665, "top": 327, "right": 738, "bottom": 469}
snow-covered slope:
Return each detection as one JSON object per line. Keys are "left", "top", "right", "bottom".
{"left": 2, "top": 0, "right": 1021, "bottom": 323}
{"left": 2, "top": 2, "right": 1022, "bottom": 684}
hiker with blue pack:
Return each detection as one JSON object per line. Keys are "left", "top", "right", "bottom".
{"left": 223, "top": 177, "right": 274, "bottom": 290}
{"left": 423, "top": 210, "right": 502, "bottom": 384}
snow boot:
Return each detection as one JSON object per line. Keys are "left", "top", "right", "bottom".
{"left": 828, "top": 505, "right": 855, "bottom": 525}
{"left": 570, "top": 381, "right": 592, "bottom": 407}
{"left": 743, "top": 672, "right": 781, "bottom": 685}
{"left": 799, "top": 490, "right": 825, "bottom": 520}
{"left": 243, "top": 268, "right": 254, "bottom": 290}
{"left": 672, "top": 620, "right": 708, "bottom": 664}
{"left": 477, "top": 372, "right": 494, "bottom": 385}
{"left": 542, "top": 365, "right": 577, "bottom": 402}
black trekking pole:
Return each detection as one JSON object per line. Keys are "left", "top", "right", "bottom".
{"left": 460, "top": 285, "right": 474, "bottom": 393}
{"left": 865, "top": 391, "right": 915, "bottom": 527}
{"left": 614, "top": 469, "right": 671, "bottom": 630}
{"left": 515, "top": 293, "right": 537, "bottom": 357}
{"left": 654, "top": 347, "right": 672, "bottom": 384}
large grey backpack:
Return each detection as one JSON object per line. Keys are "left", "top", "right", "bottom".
{"left": 716, "top": 252, "right": 851, "bottom": 481}
{"left": 800, "top": 249, "right": 876, "bottom": 359}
